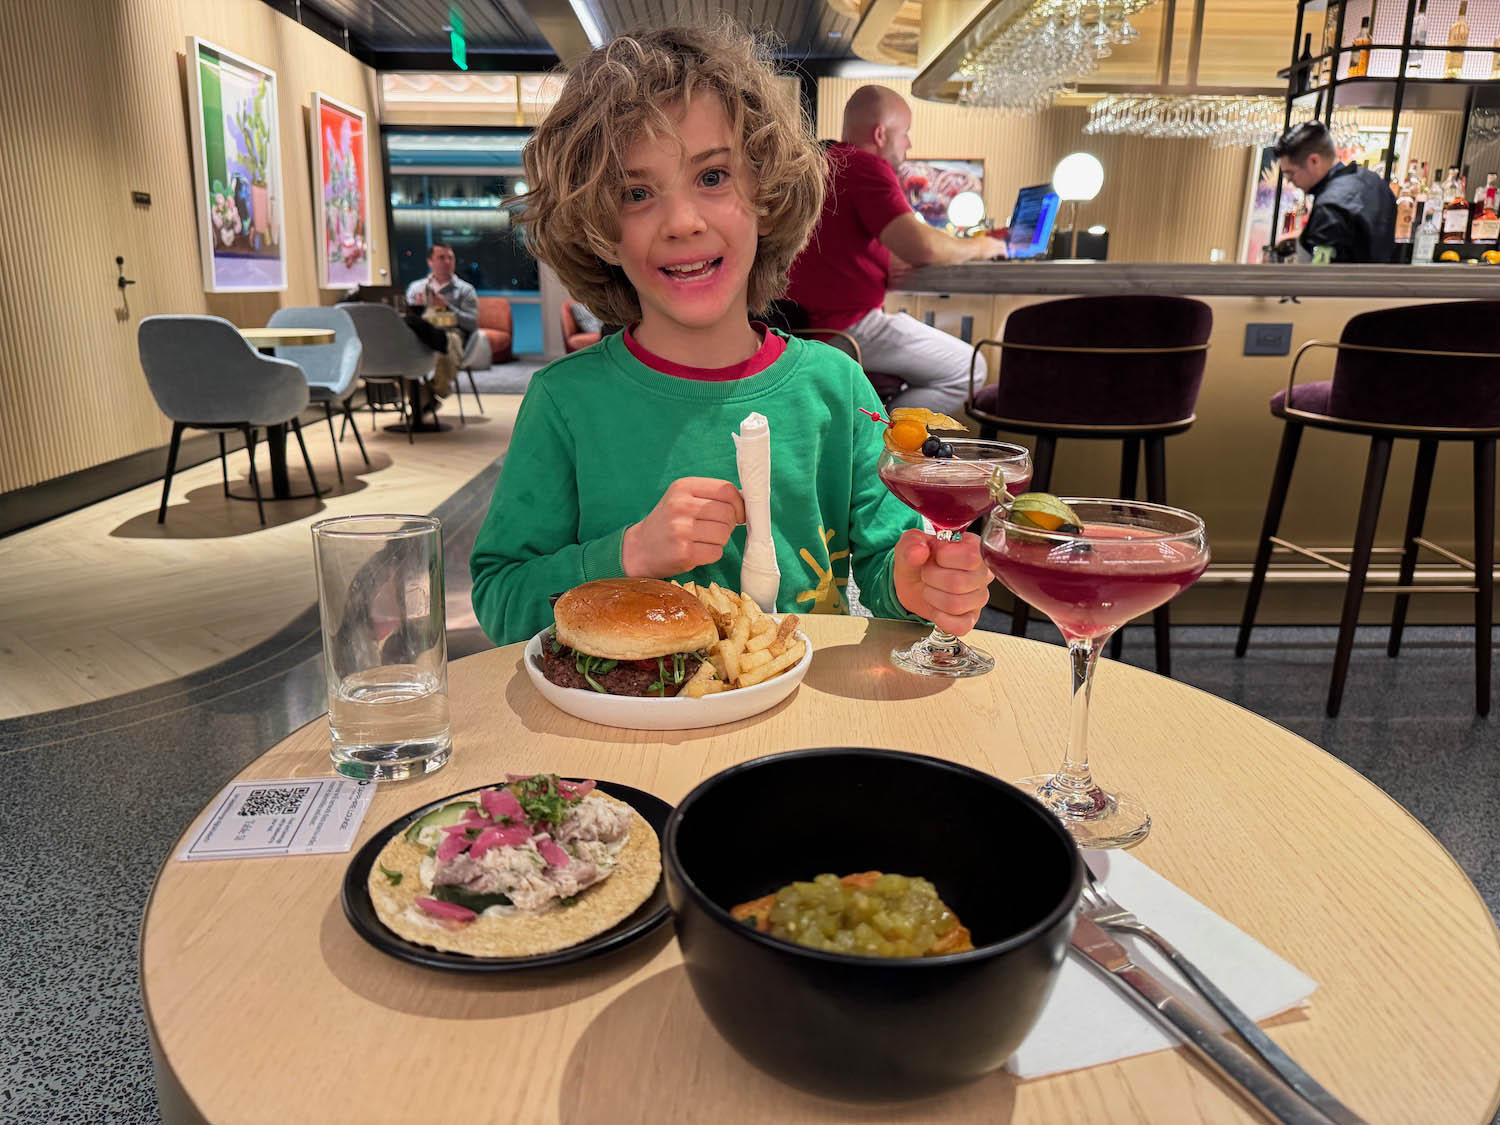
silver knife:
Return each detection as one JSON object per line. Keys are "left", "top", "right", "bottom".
{"left": 1071, "top": 915, "right": 1335, "bottom": 1125}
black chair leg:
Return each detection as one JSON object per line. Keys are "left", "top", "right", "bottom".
{"left": 1144, "top": 437, "right": 1172, "bottom": 677}
{"left": 243, "top": 425, "right": 266, "bottom": 525}
{"left": 217, "top": 431, "right": 229, "bottom": 497}
{"left": 1237, "top": 423, "right": 1304, "bottom": 657}
{"left": 291, "top": 417, "right": 322, "bottom": 501}
{"left": 158, "top": 421, "right": 185, "bottom": 523}
{"left": 400, "top": 381, "right": 413, "bottom": 444}
{"left": 1474, "top": 438, "right": 1494, "bottom": 716}
{"left": 467, "top": 368, "right": 484, "bottom": 414}
{"left": 1328, "top": 436, "right": 1393, "bottom": 717}
{"left": 455, "top": 374, "right": 467, "bottom": 425}
{"left": 342, "top": 399, "right": 370, "bottom": 467}
{"left": 1388, "top": 439, "right": 1438, "bottom": 657}
{"left": 322, "top": 401, "right": 344, "bottom": 485}
{"left": 1012, "top": 434, "right": 1057, "bottom": 638}
{"left": 1110, "top": 438, "right": 1143, "bottom": 661}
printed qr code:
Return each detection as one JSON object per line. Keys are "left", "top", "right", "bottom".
{"left": 237, "top": 786, "right": 312, "bottom": 817}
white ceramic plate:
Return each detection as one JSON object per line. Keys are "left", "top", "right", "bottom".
{"left": 523, "top": 628, "right": 812, "bottom": 731}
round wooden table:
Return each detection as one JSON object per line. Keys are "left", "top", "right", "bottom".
{"left": 235, "top": 326, "right": 339, "bottom": 500}
{"left": 141, "top": 617, "right": 1500, "bottom": 1123}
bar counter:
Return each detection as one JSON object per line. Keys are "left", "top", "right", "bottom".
{"left": 886, "top": 263, "right": 1495, "bottom": 626}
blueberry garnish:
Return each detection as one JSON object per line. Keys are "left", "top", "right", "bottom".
{"left": 935, "top": 442, "right": 955, "bottom": 459}
{"left": 920, "top": 436, "right": 942, "bottom": 457}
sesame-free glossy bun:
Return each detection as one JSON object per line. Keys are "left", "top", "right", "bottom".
{"left": 554, "top": 578, "right": 718, "bottom": 661}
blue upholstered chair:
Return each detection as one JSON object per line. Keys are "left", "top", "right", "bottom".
{"left": 1238, "top": 300, "right": 1500, "bottom": 715}
{"left": 966, "top": 295, "right": 1213, "bottom": 674}
{"left": 268, "top": 306, "right": 367, "bottom": 484}
{"left": 137, "top": 315, "right": 317, "bottom": 526}
{"left": 337, "top": 302, "right": 438, "bottom": 444}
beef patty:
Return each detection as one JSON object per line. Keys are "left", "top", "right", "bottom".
{"left": 541, "top": 642, "right": 704, "bottom": 697}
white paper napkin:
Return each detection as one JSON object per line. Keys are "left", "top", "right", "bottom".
{"left": 1008, "top": 849, "right": 1318, "bottom": 1078}
{"left": 733, "top": 412, "right": 780, "bottom": 612}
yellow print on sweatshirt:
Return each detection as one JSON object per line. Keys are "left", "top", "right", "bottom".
{"left": 796, "top": 526, "right": 849, "bottom": 615}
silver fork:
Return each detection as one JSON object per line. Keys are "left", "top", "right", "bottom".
{"left": 1080, "top": 865, "right": 1366, "bottom": 1125}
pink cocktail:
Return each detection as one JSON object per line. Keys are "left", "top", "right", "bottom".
{"left": 877, "top": 438, "right": 1031, "bottom": 678}
{"left": 982, "top": 499, "right": 1210, "bottom": 848}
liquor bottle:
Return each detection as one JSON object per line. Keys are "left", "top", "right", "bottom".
{"left": 1445, "top": 0, "right": 1468, "bottom": 79}
{"left": 1408, "top": 0, "right": 1428, "bottom": 74}
{"left": 1350, "top": 17, "right": 1372, "bottom": 76}
{"left": 1298, "top": 32, "right": 1314, "bottom": 93}
{"left": 1413, "top": 205, "right": 1441, "bottom": 263}
{"left": 1395, "top": 181, "right": 1417, "bottom": 243}
{"left": 1320, "top": 0, "right": 1342, "bottom": 83}
{"left": 1440, "top": 168, "right": 1470, "bottom": 243}
{"left": 1415, "top": 161, "right": 1430, "bottom": 225}
{"left": 1471, "top": 173, "right": 1499, "bottom": 246}
{"left": 1492, "top": 35, "right": 1500, "bottom": 78}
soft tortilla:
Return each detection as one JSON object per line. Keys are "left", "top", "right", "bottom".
{"left": 367, "top": 789, "right": 660, "bottom": 957}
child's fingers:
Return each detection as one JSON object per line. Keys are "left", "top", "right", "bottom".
{"left": 894, "top": 528, "right": 932, "bottom": 571}
{"left": 676, "top": 478, "right": 746, "bottom": 524}
{"left": 920, "top": 560, "right": 990, "bottom": 596}
{"left": 927, "top": 531, "right": 983, "bottom": 570}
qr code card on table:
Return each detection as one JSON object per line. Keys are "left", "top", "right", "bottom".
{"left": 175, "top": 777, "right": 376, "bottom": 861}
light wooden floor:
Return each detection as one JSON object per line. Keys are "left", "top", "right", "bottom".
{"left": 0, "top": 397, "right": 521, "bottom": 719}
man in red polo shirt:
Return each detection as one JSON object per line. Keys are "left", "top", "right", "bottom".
{"left": 786, "top": 85, "right": 1007, "bottom": 414}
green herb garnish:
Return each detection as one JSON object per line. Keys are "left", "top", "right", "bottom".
{"left": 432, "top": 884, "right": 511, "bottom": 912}
{"left": 510, "top": 773, "right": 583, "bottom": 828}
{"left": 378, "top": 865, "right": 403, "bottom": 886}
{"left": 574, "top": 651, "right": 619, "bottom": 693}
{"left": 560, "top": 894, "right": 579, "bottom": 907}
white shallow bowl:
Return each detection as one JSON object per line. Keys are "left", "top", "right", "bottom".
{"left": 523, "top": 628, "right": 813, "bottom": 731}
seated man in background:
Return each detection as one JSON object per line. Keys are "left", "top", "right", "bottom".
{"left": 786, "top": 85, "right": 1007, "bottom": 415}
{"left": 404, "top": 242, "right": 477, "bottom": 397}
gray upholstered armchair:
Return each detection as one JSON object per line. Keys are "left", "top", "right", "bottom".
{"left": 137, "top": 315, "right": 319, "bottom": 526}
{"left": 269, "top": 306, "right": 367, "bottom": 484}
{"left": 337, "top": 302, "right": 438, "bottom": 444}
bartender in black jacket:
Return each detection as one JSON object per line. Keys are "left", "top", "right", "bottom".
{"left": 1275, "top": 121, "right": 1396, "bottom": 263}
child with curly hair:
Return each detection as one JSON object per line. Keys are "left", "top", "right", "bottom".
{"left": 470, "top": 23, "right": 992, "bottom": 646}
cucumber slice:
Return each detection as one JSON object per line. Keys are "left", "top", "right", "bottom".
{"left": 403, "top": 800, "right": 478, "bottom": 846}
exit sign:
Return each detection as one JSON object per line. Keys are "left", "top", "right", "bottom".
{"left": 450, "top": 6, "right": 467, "bottom": 70}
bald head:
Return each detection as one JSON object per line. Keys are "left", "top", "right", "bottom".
{"left": 841, "top": 85, "right": 912, "bottom": 170}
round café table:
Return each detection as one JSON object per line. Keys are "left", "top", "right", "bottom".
{"left": 140, "top": 617, "right": 1500, "bottom": 1123}
{"left": 236, "top": 326, "right": 336, "bottom": 500}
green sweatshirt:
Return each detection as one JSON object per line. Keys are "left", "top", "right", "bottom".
{"left": 470, "top": 330, "right": 923, "bottom": 646}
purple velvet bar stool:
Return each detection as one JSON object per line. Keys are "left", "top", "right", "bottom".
{"left": 1237, "top": 300, "right": 1500, "bottom": 717}
{"left": 967, "top": 294, "right": 1212, "bottom": 675}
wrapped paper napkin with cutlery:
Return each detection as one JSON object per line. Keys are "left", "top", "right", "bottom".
{"left": 1010, "top": 849, "right": 1318, "bottom": 1078}
{"left": 733, "top": 412, "right": 780, "bottom": 612}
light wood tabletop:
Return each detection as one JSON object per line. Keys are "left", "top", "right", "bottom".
{"left": 140, "top": 616, "right": 1500, "bottom": 1124}
{"left": 237, "top": 326, "right": 336, "bottom": 348}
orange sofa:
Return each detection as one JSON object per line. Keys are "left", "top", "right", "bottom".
{"left": 477, "top": 297, "right": 513, "bottom": 362}
{"left": 563, "top": 301, "right": 602, "bottom": 353}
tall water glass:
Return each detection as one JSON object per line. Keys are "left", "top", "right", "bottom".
{"left": 312, "top": 515, "right": 452, "bottom": 780}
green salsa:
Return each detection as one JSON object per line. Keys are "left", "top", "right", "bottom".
{"left": 732, "top": 872, "right": 972, "bottom": 958}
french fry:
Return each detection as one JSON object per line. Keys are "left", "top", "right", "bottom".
{"left": 716, "top": 637, "right": 742, "bottom": 682}
{"left": 775, "top": 613, "right": 799, "bottom": 646}
{"left": 745, "top": 630, "right": 774, "bottom": 653}
{"left": 730, "top": 610, "right": 750, "bottom": 650}
{"left": 708, "top": 645, "right": 731, "bottom": 682}
{"left": 680, "top": 661, "right": 722, "bottom": 699}
{"left": 739, "top": 649, "right": 772, "bottom": 672}
{"left": 737, "top": 640, "right": 805, "bottom": 687}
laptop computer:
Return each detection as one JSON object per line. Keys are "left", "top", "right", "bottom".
{"left": 1006, "top": 184, "right": 1061, "bottom": 260}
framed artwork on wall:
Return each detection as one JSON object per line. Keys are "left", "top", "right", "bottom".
{"left": 185, "top": 37, "right": 287, "bottom": 292}
{"left": 310, "top": 93, "right": 372, "bottom": 289}
{"left": 1238, "top": 146, "right": 1300, "bottom": 263}
{"left": 898, "top": 159, "right": 985, "bottom": 228}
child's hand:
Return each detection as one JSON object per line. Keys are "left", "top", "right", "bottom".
{"left": 623, "top": 478, "right": 746, "bottom": 579}
{"left": 892, "top": 529, "right": 991, "bottom": 636}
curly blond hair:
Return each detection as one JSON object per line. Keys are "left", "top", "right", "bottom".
{"left": 518, "top": 22, "right": 826, "bottom": 327}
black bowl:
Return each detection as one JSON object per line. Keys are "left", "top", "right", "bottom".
{"left": 663, "top": 747, "right": 1081, "bottom": 1101}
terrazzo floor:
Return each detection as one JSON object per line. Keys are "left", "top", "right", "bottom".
{"left": 2, "top": 451, "right": 1495, "bottom": 1122}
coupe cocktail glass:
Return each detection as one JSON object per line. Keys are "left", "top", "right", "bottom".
{"left": 982, "top": 499, "right": 1209, "bottom": 846}
{"left": 877, "top": 439, "right": 1032, "bottom": 677}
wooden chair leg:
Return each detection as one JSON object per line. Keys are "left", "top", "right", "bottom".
{"left": 217, "top": 431, "right": 229, "bottom": 497}
{"left": 467, "top": 368, "right": 484, "bottom": 414}
{"left": 291, "top": 417, "right": 322, "bottom": 500}
{"left": 322, "top": 401, "right": 344, "bottom": 485}
{"left": 1388, "top": 439, "right": 1437, "bottom": 657}
{"left": 158, "top": 421, "right": 185, "bottom": 524}
{"left": 1109, "top": 437, "right": 1143, "bottom": 661}
{"left": 1012, "top": 434, "right": 1057, "bottom": 638}
{"left": 1328, "top": 436, "right": 1393, "bottom": 716}
{"left": 243, "top": 425, "right": 266, "bottom": 525}
{"left": 1474, "top": 438, "right": 1494, "bottom": 716}
{"left": 1237, "top": 423, "right": 1304, "bottom": 657}
{"left": 342, "top": 399, "right": 370, "bottom": 466}
{"left": 1144, "top": 437, "right": 1172, "bottom": 677}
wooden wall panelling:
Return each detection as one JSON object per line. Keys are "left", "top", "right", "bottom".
{"left": 0, "top": 0, "right": 388, "bottom": 496}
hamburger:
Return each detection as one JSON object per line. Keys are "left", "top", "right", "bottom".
{"left": 542, "top": 578, "right": 718, "bottom": 697}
